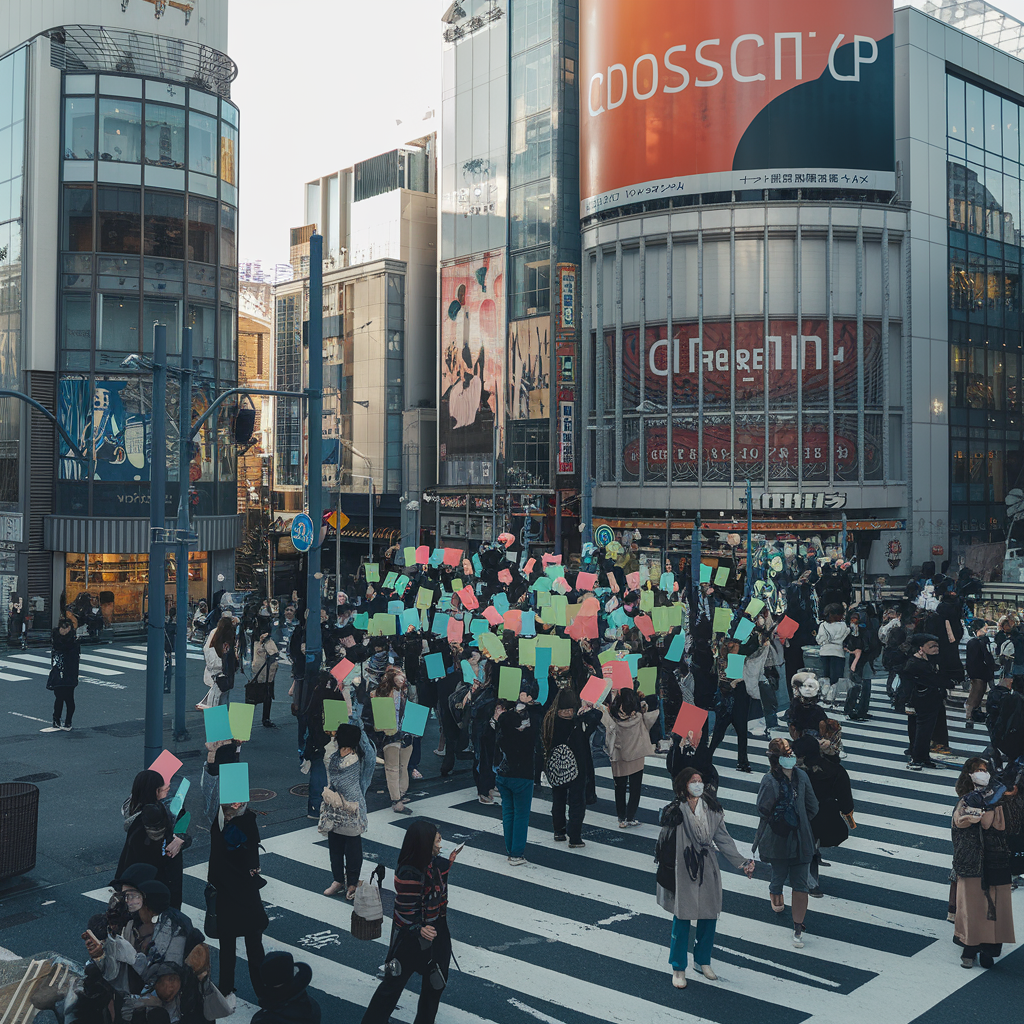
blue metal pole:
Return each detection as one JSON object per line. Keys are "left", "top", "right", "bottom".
{"left": 145, "top": 324, "right": 168, "bottom": 767}
{"left": 173, "top": 327, "right": 193, "bottom": 741}
{"left": 745, "top": 478, "right": 754, "bottom": 600}
{"left": 304, "top": 235, "right": 324, "bottom": 679}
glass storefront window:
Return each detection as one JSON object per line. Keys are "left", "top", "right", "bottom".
{"left": 98, "top": 99, "right": 142, "bottom": 163}
{"left": 97, "top": 294, "right": 139, "bottom": 355}
{"left": 62, "top": 185, "right": 93, "bottom": 251}
{"left": 220, "top": 204, "right": 237, "bottom": 266}
{"left": 144, "top": 192, "right": 185, "bottom": 259}
{"left": 144, "top": 103, "right": 186, "bottom": 169}
{"left": 188, "top": 111, "right": 218, "bottom": 176}
{"left": 220, "top": 122, "right": 238, "bottom": 186}
{"left": 62, "top": 294, "right": 92, "bottom": 353}
{"left": 64, "top": 97, "right": 95, "bottom": 160}
{"left": 97, "top": 186, "right": 141, "bottom": 254}
{"left": 219, "top": 307, "right": 237, "bottom": 361}
{"left": 187, "top": 195, "right": 217, "bottom": 263}
{"left": 188, "top": 303, "right": 216, "bottom": 359}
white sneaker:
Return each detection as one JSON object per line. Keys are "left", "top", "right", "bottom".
{"left": 671, "top": 970, "right": 687, "bottom": 989}
{"left": 792, "top": 928, "right": 805, "bottom": 948}
{"left": 40, "top": 726, "right": 62, "bottom": 733}
{"left": 61, "top": 725, "right": 72, "bottom": 732}
{"left": 509, "top": 856, "right": 528, "bottom": 866}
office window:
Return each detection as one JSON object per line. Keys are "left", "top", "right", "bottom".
{"left": 144, "top": 103, "right": 186, "bottom": 168}
{"left": 187, "top": 195, "right": 217, "bottom": 264}
{"left": 98, "top": 99, "right": 142, "bottom": 163}
{"left": 220, "top": 204, "right": 237, "bottom": 267}
{"left": 188, "top": 110, "right": 217, "bottom": 176}
{"left": 511, "top": 45, "right": 552, "bottom": 122}
{"left": 511, "top": 112, "right": 551, "bottom": 186}
{"left": 220, "top": 122, "right": 238, "bottom": 186}
{"left": 62, "top": 185, "right": 93, "bottom": 251}
{"left": 511, "top": 247, "right": 550, "bottom": 317}
{"left": 98, "top": 294, "right": 139, "bottom": 354}
{"left": 96, "top": 187, "right": 141, "bottom": 254}
{"left": 144, "top": 192, "right": 185, "bottom": 259}
{"left": 511, "top": 0, "right": 552, "bottom": 53}
{"left": 64, "top": 97, "right": 95, "bottom": 160}
{"left": 510, "top": 181, "right": 552, "bottom": 250}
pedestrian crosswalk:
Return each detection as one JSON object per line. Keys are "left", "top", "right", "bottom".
{"left": 78, "top": 684, "right": 1022, "bottom": 1024}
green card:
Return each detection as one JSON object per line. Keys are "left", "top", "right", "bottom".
{"left": 519, "top": 638, "right": 537, "bottom": 665}
{"left": 666, "top": 604, "right": 683, "bottom": 629}
{"left": 745, "top": 598, "right": 766, "bottom": 618}
{"left": 371, "top": 696, "right": 398, "bottom": 731}
{"left": 498, "top": 666, "right": 522, "bottom": 700}
{"left": 598, "top": 645, "right": 619, "bottom": 665}
{"left": 365, "top": 563, "right": 380, "bottom": 582}
{"left": 550, "top": 637, "right": 571, "bottom": 667}
{"left": 228, "top": 702, "right": 255, "bottom": 742}
{"left": 652, "top": 607, "right": 671, "bottom": 634}
{"left": 713, "top": 607, "right": 733, "bottom": 634}
{"left": 478, "top": 632, "right": 506, "bottom": 661}
{"left": 714, "top": 567, "right": 730, "bottom": 586}
{"left": 370, "top": 613, "right": 396, "bottom": 636}
{"left": 323, "top": 699, "right": 349, "bottom": 731}
{"left": 403, "top": 546, "right": 416, "bottom": 567}
{"left": 173, "top": 811, "right": 190, "bottom": 835}
{"left": 537, "top": 591, "right": 552, "bottom": 608}
{"left": 416, "top": 586, "right": 433, "bottom": 610}
{"left": 639, "top": 590, "right": 654, "bottom": 613}
{"left": 638, "top": 666, "right": 658, "bottom": 695}
{"left": 354, "top": 612, "right": 369, "bottom": 630}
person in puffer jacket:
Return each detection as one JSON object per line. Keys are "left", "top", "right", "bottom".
{"left": 323, "top": 723, "right": 372, "bottom": 900}
{"left": 600, "top": 688, "right": 660, "bottom": 827}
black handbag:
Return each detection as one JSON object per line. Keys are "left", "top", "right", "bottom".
{"left": 203, "top": 882, "right": 219, "bottom": 939}
{"left": 215, "top": 673, "right": 233, "bottom": 693}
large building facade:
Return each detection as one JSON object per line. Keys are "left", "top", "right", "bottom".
{"left": 1, "top": 0, "right": 241, "bottom": 627}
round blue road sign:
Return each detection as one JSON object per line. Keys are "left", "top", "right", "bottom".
{"left": 291, "top": 513, "right": 314, "bottom": 552}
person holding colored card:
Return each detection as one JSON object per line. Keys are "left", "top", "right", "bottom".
{"left": 201, "top": 740, "right": 269, "bottom": 1008}
{"left": 600, "top": 688, "right": 660, "bottom": 827}
{"left": 494, "top": 690, "right": 544, "bottom": 865}
{"left": 369, "top": 666, "right": 414, "bottom": 814}
{"left": 322, "top": 723, "right": 370, "bottom": 900}
{"left": 708, "top": 641, "right": 754, "bottom": 773}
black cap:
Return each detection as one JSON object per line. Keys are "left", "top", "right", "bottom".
{"left": 138, "top": 879, "right": 171, "bottom": 914}
{"left": 109, "top": 861, "right": 159, "bottom": 890}
{"left": 909, "top": 633, "right": 939, "bottom": 649}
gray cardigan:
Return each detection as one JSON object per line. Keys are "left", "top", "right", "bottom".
{"left": 656, "top": 799, "right": 747, "bottom": 920}
{"left": 751, "top": 768, "right": 819, "bottom": 862}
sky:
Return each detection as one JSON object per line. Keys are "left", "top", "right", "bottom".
{"left": 228, "top": 0, "right": 440, "bottom": 268}
{"left": 228, "top": 0, "right": 1024, "bottom": 268}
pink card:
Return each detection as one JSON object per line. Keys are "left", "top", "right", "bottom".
{"left": 542, "top": 553, "right": 562, "bottom": 566}
{"left": 671, "top": 702, "right": 709, "bottom": 742}
{"left": 580, "top": 596, "right": 601, "bottom": 617}
{"left": 608, "top": 661, "right": 633, "bottom": 688}
{"left": 443, "top": 547, "right": 461, "bottom": 566}
{"left": 580, "top": 675, "right": 609, "bottom": 703}
{"left": 575, "top": 571, "right": 597, "bottom": 591}
{"left": 503, "top": 610, "right": 523, "bottom": 635}
{"left": 329, "top": 658, "right": 355, "bottom": 683}
{"left": 498, "top": 568, "right": 513, "bottom": 584}
{"left": 626, "top": 572, "right": 640, "bottom": 590}
{"left": 458, "top": 586, "right": 479, "bottom": 610}
{"left": 447, "top": 617, "right": 464, "bottom": 643}
{"left": 149, "top": 750, "right": 183, "bottom": 784}
{"left": 566, "top": 615, "right": 589, "bottom": 640}
{"left": 415, "top": 545, "right": 429, "bottom": 564}
{"left": 551, "top": 576, "right": 570, "bottom": 594}
{"left": 634, "top": 614, "right": 654, "bottom": 639}
{"left": 776, "top": 616, "right": 799, "bottom": 641}
{"left": 482, "top": 605, "right": 503, "bottom": 626}
{"left": 523, "top": 558, "right": 536, "bottom": 574}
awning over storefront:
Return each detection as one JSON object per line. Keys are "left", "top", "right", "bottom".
{"left": 43, "top": 515, "right": 244, "bottom": 554}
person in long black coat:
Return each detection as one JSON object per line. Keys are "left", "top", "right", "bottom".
{"left": 793, "top": 733, "right": 854, "bottom": 897}
{"left": 201, "top": 741, "right": 268, "bottom": 1005}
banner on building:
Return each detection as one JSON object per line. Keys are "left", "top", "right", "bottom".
{"left": 580, "top": 0, "right": 896, "bottom": 215}
{"left": 556, "top": 264, "right": 577, "bottom": 339}
{"left": 508, "top": 316, "right": 551, "bottom": 422}
{"left": 558, "top": 394, "right": 575, "bottom": 475}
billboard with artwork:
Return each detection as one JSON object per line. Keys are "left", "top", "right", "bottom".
{"left": 580, "top": 0, "right": 895, "bottom": 215}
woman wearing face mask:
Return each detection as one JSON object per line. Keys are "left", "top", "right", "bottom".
{"left": 657, "top": 768, "right": 755, "bottom": 988}
{"left": 542, "top": 688, "right": 602, "bottom": 848}
{"left": 950, "top": 757, "right": 1022, "bottom": 969}
{"left": 361, "top": 820, "right": 462, "bottom": 1024}
{"left": 787, "top": 672, "right": 829, "bottom": 741}
{"left": 751, "top": 738, "right": 820, "bottom": 947}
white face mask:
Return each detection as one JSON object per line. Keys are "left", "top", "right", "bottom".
{"left": 798, "top": 683, "right": 819, "bottom": 699}
{"left": 970, "top": 770, "right": 991, "bottom": 788}
{"left": 687, "top": 781, "right": 704, "bottom": 798}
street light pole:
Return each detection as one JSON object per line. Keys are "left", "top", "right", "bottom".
{"left": 337, "top": 441, "right": 373, "bottom": 569}
{"left": 144, "top": 323, "right": 168, "bottom": 768}
{"left": 172, "top": 327, "right": 193, "bottom": 742}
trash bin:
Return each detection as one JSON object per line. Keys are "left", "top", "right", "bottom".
{"left": 0, "top": 783, "right": 39, "bottom": 881}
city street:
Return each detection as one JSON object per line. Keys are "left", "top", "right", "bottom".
{"left": 0, "top": 642, "right": 1020, "bottom": 1024}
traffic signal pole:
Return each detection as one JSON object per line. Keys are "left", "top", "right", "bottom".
{"left": 304, "top": 233, "right": 324, "bottom": 690}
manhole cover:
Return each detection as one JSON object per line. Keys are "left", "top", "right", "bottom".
{"left": 249, "top": 789, "right": 276, "bottom": 802}
{"left": 13, "top": 772, "right": 59, "bottom": 783}
{"left": 289, "top": 784, "right": 309, "bottom": 797}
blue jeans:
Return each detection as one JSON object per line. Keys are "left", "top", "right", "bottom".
{"left": 495, "top": 775, "right": 533, "bottom": 857}
{"left": 307, "top": 756, "right": 328, "bottom": 816}
{"left": 670, "top": 917, "right": 717, "bottom": 969}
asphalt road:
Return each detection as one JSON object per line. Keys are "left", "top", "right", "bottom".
{"left": 0, "top": 645, "right": 1021, "bottom": 1024}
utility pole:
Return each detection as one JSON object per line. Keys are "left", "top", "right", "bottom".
{"left": 173, "top": 327, "right": 193, "bottom": 741}
{"left": 304, "top": 233, "right": 324, "bottom": 691}
{"left": 144, "top": 324, "right": 168, "bottom": 768}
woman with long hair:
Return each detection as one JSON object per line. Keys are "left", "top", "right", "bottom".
{"left": 656, "top": 767, "right": 754, "bottom": 988}
{"left": 361, "top": 820, "right": 462, "bottom": 1024}
{"left": 371, "top": 665, "right": 413, "bottom": 814}
{"left": 751, "top": 737, "right": 820, "bottom": 948}
{"left": 197, "top": 617, "right": 236, "bottom": 710}
{"left": 322, "top": 723, "right": 370, "bottom": 900}
{"left": 950, "top": 757, "right": 1022, "bottom": 968}
{"left": 600, "top": 687, "right": 660, "bottom": 827}
{"left": 542, "top": 688, "right": 601, "bottom": 847}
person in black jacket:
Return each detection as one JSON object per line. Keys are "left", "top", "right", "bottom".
{"left": 44, "top": 617, "right": 81, "bottom": 732}
{"left": 251, "top": 952, "right": 321, "bottom": 1024}
{"left": 541, "top": 687, "right": 601, "bottom": 847}
{"left": 494, "top": 695, "right": 544, "bottom": 865}
{"left": 965, "top": 620, "right": 996, "bottom": 730}
{"left": 902, "top": 634, "right": 954, "bottom": 770}
{"left": 665, "top": 722, "right": 720, "bottom": 796}
{"left": 783, "top": 570, "right": 819, "bottom": 686}
{"left": 201, "top": 741, "right": 268, "bottom": 1009}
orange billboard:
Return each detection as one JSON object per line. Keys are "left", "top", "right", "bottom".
{"left": 580, "top": 0, "right": 895, "bottom": 215}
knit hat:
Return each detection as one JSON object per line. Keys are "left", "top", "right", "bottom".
{"left": 109, "top": 861, "right": 159, "bottom": 891}
{"left": 138, "top": 879, "right": 171, "bottom": 914}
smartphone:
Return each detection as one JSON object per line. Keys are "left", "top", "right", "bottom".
{"left": 452, "top": 843, "right": 465, "bottom": 856}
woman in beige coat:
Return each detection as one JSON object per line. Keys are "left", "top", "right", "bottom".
{"left": 951, "top": 757, "right": 1022, "bottom": 969}
{"left": 656, "top": 767, "right": 754, "bottom": 988}
{"left": 600, "top": 688, "right": 660, "bottom": 827}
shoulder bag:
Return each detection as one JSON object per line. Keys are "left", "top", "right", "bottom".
{"left": 351, "top": 864, "right": 386, "bottom": 940}
{"left": 203, "top": 882, "right": 219, "bottom": 939}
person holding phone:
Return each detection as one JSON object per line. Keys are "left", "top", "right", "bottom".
{"left": 361, "top": 820, "right": 461, "bottom": 1024}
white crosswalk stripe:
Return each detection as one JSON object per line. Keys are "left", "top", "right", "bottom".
{"left": 126, "top": 642, "right": 206, "bottom": 661}
{"left": 78, "top": 685, "right": 1024, "bottom": 1023}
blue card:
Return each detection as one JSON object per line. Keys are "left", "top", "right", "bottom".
{"left": 169, "top": 778, "right": 189, "bottom": 817}
{"left": 432, "top": 612, "right": 450, "bottom": 636}
{"left": 492, "top": 592, "right": 510, "bottom": 615}
{"left": 430, "top": 548, "right": 445, "bottom": 567}
{"left": 203, "top": 705, "right": 232, "bottom": 742}
{"left": 660, "top": 571, "right": 675, "bottom": 593}
{"left": 388, "top": 600, "right": 404, "bottom": 615}
{"left": 424, "top": 652, "right": 446, "bottom": 679}
{"left": 402, "top": 702, "right": 429, "bottom": 737}
{"left": 461, "top": 659, "right": 476, "bottom": 683}
{"left": 733, "top": 618, "right": 755, "bottom": 642}
{"left": 472, "top": 554, "right": 483, "bottom": 574}
{"left": 520, "top": 610, "right": 536, "bottom": 636}
{"left": 218, "top": 762, "right": 249, "bottom": 804}
{"left": 665, "top": 632, "right": 686, "bottom": 662}
{"left": 469, "top": 618, "right": 488, "bottom": 635}
{"left": 726, "top": 653, "right": 746, "bottom": 679}
{"left": 534, "top": 646, "right": 552, "bottom": 705}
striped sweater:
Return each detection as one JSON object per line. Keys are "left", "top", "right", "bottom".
{"left": 392, "top": 857, "right": 450, "bottom": 930}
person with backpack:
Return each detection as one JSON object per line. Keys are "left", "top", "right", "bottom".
{"left": 655, "top": 767, "right": 754, "bottom": 988}
{"left": 751, "top": 738, "right": 820, "bottom": 948}
{"left": 965, "top": 620, "right": 996, "bottom": 730}
{"left": 248, "top": 628, "right": 280, "bottom": 728}
{"left": 542, "top": 688, "right": 602, "bottom": 848}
